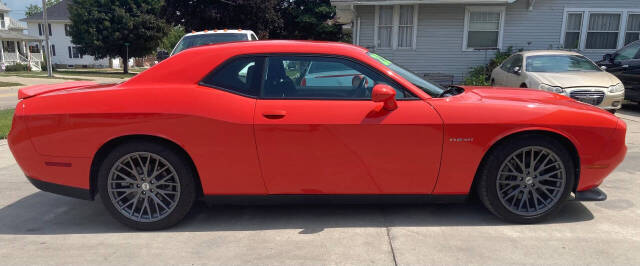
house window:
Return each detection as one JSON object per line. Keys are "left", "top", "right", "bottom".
{"left": 29, "top": 44, "right": 40, "bottom": 53}
{"left": 562, "top": 9, "right": 640, "bottom": 50}
{"left": 376, "top": 6, "right": 393, "bottom": 48}
{"left": 375, "top": 5, "right": 418, "bottom": 49}
{"left": 0, "top": 14, "right": 5, "bottom": 29}
{"left": 48, "top": 23, "right": 52, "bottom": 36}
{"left": 65, "top": 24, "right": 71, "bottom": 36}
{"left": 398, "top": 5, "right": 415, "bottom": 48}
{"left": 586, "top": 13, "right": 621, "bottom": 49}
{"left": 564, "top": 13, "right": 583, "bottom": 49}
{"left": 4, "top": 41, "right": 15, "bottom": 53}
{"left": 69, "top": 46, "right": 81, "bottom": 58}
{"left": 464, "top": 7, "right": 505, "bottom": 51}
{"left": 51, "top": 45, "right": 56, "bottom": 56}
{"left": 626, "top": 14, "right": 640, "bottom": 45}
{"left": 38, "top": 24, "right": 42, "bottom": 36}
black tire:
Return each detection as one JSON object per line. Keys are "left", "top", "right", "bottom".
{"left": 608, "top": 109, "right": 617, "bottom": 114}
{"left": 476, "top": 135, "right": 575, "bottom": 223}
{"left": 520, "top": 83, "right": 528, "bottom": 88}
{"left": 97, "top": 141, "right": 196, "bottom": 230}
{"left": 490, "top": 79, "right": 496, "bottom": 86}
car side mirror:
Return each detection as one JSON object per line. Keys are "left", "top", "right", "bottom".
{"left": 600, "top": 65, "right": 608, "bottom": 71}
{"left": 603, "top": 53, "right": 613, "bottom": 62}
{"left": 371, "top": 84, "right": 397, "bottom": 111}
{"left": 513, "top": 66, "right": 521, "bottom": 75}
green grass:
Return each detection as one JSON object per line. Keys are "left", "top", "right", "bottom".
{"left": 1, "top": 71, "right": 90, "bottom": 81}
{"left": 55, "top": 69, "right": 138, "bottom": 79}
{"left": 0, "top": 81, "right": 23, "bottom": 87}
{"left": 0, "top": 109, "right": 14, "bottom": 139}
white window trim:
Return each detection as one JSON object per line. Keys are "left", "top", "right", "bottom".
{"left": 626, "top": 12, "right": 640, "bottom": 44}
{"left": 561, "top": 8, "right": 640, "bottom": 51}
{"left": 374, "top": 4, "right": 418, "bottom": 50}
{"left": 462, "top": 6, "right": 506, "bottom": 52}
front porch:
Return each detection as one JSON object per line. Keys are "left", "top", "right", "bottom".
{"left": 0, "top": 31, "right": 44, "bottom": 72}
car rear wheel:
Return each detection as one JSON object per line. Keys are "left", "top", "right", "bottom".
{"left": 476, "top": 135, "right": 574, "bottom": 223}
{"left": 98, "top": 141, "right": 196, "bottom": 230}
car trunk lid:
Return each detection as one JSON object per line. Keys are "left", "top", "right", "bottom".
{"left": 18, "top": 81, "right": 99, "bottom": 100}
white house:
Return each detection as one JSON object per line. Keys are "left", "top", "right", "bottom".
{"left": 0, "top": 3, "right": 43, "bottom": 71}
{"left": 21, "top": 0, "right": 117, "bottom": 69}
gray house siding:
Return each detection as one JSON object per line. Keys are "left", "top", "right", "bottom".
{"left": 352, "top": 0, "right": 639, "bottom": 83}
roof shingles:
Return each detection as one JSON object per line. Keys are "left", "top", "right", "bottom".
{"left": 21, "top": 0, "right": 70, "bottom": 21}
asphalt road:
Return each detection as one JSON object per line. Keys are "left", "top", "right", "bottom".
{"left": 0, "top": 105, "right": 639, "bottom": 265}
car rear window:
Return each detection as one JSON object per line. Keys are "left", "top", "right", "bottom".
{"left": 172, "top": 33, "right": 248, "bottom": 55}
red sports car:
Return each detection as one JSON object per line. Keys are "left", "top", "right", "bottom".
{"left": 8, "top": 41, "right": 627, "bottom": 230}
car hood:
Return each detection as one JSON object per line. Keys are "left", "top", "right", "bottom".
{"left": 527, "top": 71, "right": 620, "bottom": 88}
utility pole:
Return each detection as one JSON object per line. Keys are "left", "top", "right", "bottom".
{"left": 42, "top": 0, "right": 52, "bottom": 77}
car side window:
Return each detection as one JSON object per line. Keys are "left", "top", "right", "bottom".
{"left": 615, "top": 42, "right": 640, "bottom": 61}
{"left": 250, "top": 34, "right": 258, "bottom": 41}
{"left": 262, "top": 56, "right": 412, "bottom": 99}
{"left": 500, "top": 55, "right": 516, "bottom": 71}
{"left": 511, "top": 55, "right": 523, "bottom": 70}
{"left": 200, "top": 56, "right": 264, "bottom": 97}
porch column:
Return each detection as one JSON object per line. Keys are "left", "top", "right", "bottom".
{"left": 25, "top": 41, "right": 31, "bottom": 61}
{"left": 39, "top": 41, "right": 43, "bottom": 61}
{"left": 0, "top": 41, "right": 4, "bottom": 63}
{"left": 14, "top": 40, "right": 18, "bottom": 60}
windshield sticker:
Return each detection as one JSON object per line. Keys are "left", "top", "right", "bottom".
{"left": 370, "top": 53, "right": 392, "bottom": 66}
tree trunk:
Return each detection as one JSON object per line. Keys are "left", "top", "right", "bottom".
{"left": 123, "top": 55, "right": 129, "bottom": 74}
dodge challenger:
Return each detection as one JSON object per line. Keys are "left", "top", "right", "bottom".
{"left": 8, "top": 41, "right": 627, "bottom": 230}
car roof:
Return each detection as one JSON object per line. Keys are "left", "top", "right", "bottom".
{"left": 184, "top": 29, "right": 255, "bottom": 37}
{"left": 517, "top": 50, "right": 584, "bottom": 56}
{"left": 188, "top": 40, "right": 369, "bottom": 54}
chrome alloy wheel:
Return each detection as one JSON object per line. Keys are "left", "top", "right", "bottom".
{"left": 107, "top": 152, "right": 181, "bottom": 222}
{"left": 496, "top": 146, "right": 566, "bottom": 216}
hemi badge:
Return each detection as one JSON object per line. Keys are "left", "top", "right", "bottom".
{"left": 45, "top": 162, "right": 72, "bottom": 167}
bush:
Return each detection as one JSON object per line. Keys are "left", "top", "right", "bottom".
{"left": 4, "top": 63, "right": 29, "bottom": 72}
{"left": 463, "top": 46, "right": 522, "bottom": 86}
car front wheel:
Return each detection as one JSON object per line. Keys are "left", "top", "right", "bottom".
{"left": 477, "top": 135, "right": 575, "bottom": 223}
{"left": 98, "top": 141, "right": 196, "bottom": 230}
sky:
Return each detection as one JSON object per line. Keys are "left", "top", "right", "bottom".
{"left": 3, "top": 0, "right": 43, "bottom": 19}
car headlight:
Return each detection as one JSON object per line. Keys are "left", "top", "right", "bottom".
{"left": 539, "top": 84, "right": 565, "bottom": 94}
{"left": 608, "top": 83, "right": 624, "bottom": 93}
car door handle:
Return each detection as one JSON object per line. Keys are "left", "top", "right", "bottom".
{"left": 262, "top": 110, "right": 287, "bottom": 119}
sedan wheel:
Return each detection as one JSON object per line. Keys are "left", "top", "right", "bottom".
{"left": 98, "top": 141, "right": 196, "bottom": 230}
{"left": 477, "top": 135, "right": 574, "bottom": 223}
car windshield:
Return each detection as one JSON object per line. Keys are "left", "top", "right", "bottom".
{"left": 172, "top": 33, "right": 248, "bottom": 55}
{"left": 526, "top": 55, "right": 601, "bottom": 72}
{"left": 367, "top": 52, "right": 445, "bottom": 97}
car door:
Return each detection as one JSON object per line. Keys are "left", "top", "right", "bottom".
{"left": 253, "top": 55, "right": 443, "bottom": 194}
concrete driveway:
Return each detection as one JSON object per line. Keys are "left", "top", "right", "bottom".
{"left": 0, "top": 106, "right": 639, "bottom": 265}
{"left": 0, "top": 74, "right": 127, "bottom": 109}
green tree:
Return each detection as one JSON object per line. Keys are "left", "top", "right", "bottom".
{"left": 162, "top": 0, "right": 282, "bottom": 39}
{"left": 24, "top": 0, "right": 62, "bottom": 18}
{"left": 68, "top": 0, "right": 169, "bottom": 73}
{"left": 274, "top": 0, "right": 345, "bottom": 41}
{"left": 160, "top": 26, "right": 185, "bottom": 52}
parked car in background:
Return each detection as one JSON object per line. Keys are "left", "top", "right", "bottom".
{"left": 597, "top": 40, "right": 640, "bottom": 104}
{"left": 9, "top": 41, "right": 626, "bottom": 230}
{"left": 491, "top": 51, "right": 625, "bottom": 113}
{"left": 170, "top": 29, "right": 258, "bottom": 56}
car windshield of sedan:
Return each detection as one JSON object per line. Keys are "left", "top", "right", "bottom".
{"left": 172, "top": 33, "right": 248, "bottom": 55}
{"left": 526, "top": 55, "right": 601, "bottom": 72}
{"left": 367, "top": 53, "right": 445, "bottom": 97}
